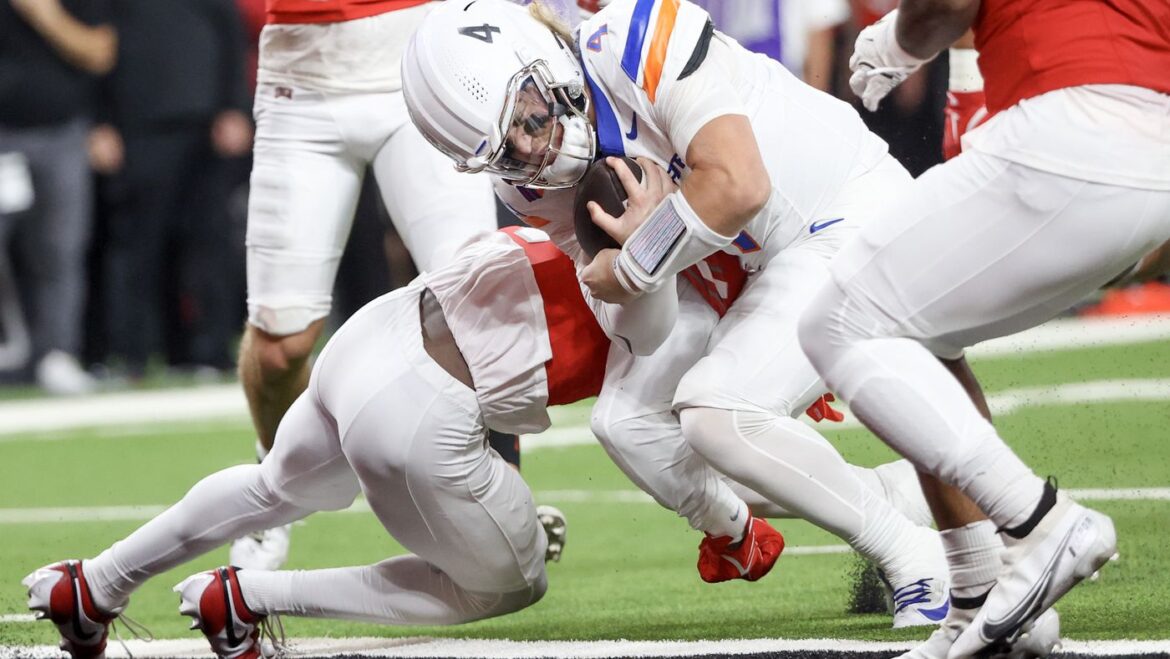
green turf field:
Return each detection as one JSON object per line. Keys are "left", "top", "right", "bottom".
{"left": 1, "top": 339, "right": 1168, "bottom": 649}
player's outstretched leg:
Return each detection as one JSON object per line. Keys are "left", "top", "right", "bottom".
{"left": 681, "top": 406, "right": 949, "bottom": 628}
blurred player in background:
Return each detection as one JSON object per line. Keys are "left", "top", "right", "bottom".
{"left": 0, "top": 0, "right": 116, "bottom": 395}
{"left": 799, "top": 0, "right": 1170, "bottom": 656}
{"left": 24, "top": 228, "right": 651, "bottom": 659}
{"left": 232, "top": 0, "right": 582, "bottom": 569}
{"left": 403, "top": 0, "right": 953, "bottom": 627}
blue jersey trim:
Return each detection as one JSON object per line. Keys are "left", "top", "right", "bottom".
{"left": 621, "top": 0, "right": 656, "bottom": 82}
{"left": 582, "top": 60, "right": 626, "bottom": 157}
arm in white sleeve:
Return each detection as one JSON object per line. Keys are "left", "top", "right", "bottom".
{"left": 583, "top": 268, "right": 678, "bottom": 355}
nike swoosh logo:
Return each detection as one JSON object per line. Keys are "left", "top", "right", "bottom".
{"left": 730, "top": 508, "right": 740, "bottom": 522}
{"left": 720, "top": 538, "right": 760, "bottom": 578}
{"left": 720, "top": 554, "right": 750, "bottom": 577}
{"left": 918, "top": 598, "right": 951, "bottom": 622}
{"left": 809, "top": 218, "right": 845, "bottom": 234}
{"left": 625, "top": 114, "right": 638, "bottom": 140}
{"left": 67, "top": 563, "right": 97, "bottom": 641}
{"left": 221, "top": 569, "right": 244, "bottom": 647}
{"left": 981, "top": 523, "right": 1078, "bottom": 642}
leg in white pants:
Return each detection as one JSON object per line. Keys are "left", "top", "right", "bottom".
{"left": 675, "top": 159, "right": 936, "bottom": 583}
{"left": 83, "top": 389, "right": 358, "bottom": 612}
{"left": 591, "top": 282, "right": 749, "bottom": 540}
{"left": 798, "top": 150, "right": 1170, "bottom": 529}
{"left": 87, "top": 286, "right": 546, "bottom": 625}
{"left": 373, "top": 103, "right": 497, "bottom": 272}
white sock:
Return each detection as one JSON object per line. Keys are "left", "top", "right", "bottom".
{"left": 237, "top": 556, "right": 543, "bottom": 625}
{"left": 942, "top": 520, "right": 1002, "bottom": 600}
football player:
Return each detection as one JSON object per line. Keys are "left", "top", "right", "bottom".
{"left": 231, "top": 0, "right": 582, "bottom": 570}
{"left": 403, "top": 0, "right": 953, "bottom": 627}
{"left": 24, "top": 227, "right": 781, "bottom": 659}
{"left": 798, "top": 0, "right": 1169, "bottom": 656}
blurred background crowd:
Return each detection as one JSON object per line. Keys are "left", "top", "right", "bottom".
{"left": 0, "top": 0, "right": 1155, "bottom": 396}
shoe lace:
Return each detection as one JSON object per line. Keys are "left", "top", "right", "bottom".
{"left": 892, "top": 578, "right": 935, "bottom": 613}
{"left": 258, "top": 613, "right": 287, "bottom": 658}
{"left": 108, "top": 612, "right": 154, "bottom": 658}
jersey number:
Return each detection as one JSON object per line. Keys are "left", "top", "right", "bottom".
{"left": 458, "top": 24, "right": 501, "bottom": 43}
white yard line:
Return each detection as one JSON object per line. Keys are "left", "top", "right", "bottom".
{"left": 1, "top": 487, "right": 1164, "bottom": 525}
{"left": 2, "top": 315, "right": 1169, "bottom": 438}
{"left": 2, "top": 637, "right": 1169, "bottom": 658}
{"left": 527, "top": 378, "right": 1170, "bottom": 450}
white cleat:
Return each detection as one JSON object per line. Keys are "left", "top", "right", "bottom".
{"left": 887, "top": 527, "right": 952, "bottom": 629}
{"left": 229, "top": 525, "right": 291, "bottom": 571}
{"left": 952, "top": 490, "right": 1116, "bottom": 658}
{"left": 898, "top": 604, "right": 1060, "bottom": 659}
{"left": 536, "top": 505, "right": 567, "bottom": 563}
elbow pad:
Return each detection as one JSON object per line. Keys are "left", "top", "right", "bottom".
{"left": 613, "top": 190, "right": 736, "bottom": 295}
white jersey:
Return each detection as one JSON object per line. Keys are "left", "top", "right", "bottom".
{"left": 421, "top": 232, "right": 553, "bottom": 435}
{"left": 502, "top": 0, "right": 889, "bottom": 271}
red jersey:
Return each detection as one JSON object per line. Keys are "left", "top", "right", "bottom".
{"left": 265, "top": 0, "right": 427, "bottom": 24}
{"left": 502, "top": 228, "right": 611, "bottom": 406}
{"left": 974, "top": 0, "right": 1170, "bottom": 113}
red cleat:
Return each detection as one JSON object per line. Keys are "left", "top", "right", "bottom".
{"left": 697, "top": 515, "right": 785, "bottom": 583}
{"left": 23, "top": 560, "right": 116, "bottom": 659}
{"left": 175, "top": 566, "right": 272, "bottom": 659}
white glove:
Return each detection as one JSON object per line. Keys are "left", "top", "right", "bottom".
{"left": 848, "top": 10, "right": 930, "bottom": 112}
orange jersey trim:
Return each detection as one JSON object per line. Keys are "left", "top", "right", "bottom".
{"left": 642, "top": 0, "right": 679, "bottom": 103}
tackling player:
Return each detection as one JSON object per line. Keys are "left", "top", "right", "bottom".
{"left": 231, "top": 0, "right": 578, "bottom": 570}
{"left": 798, "top": 0, "right": 1170, "bottom": 656}
{"left": 23, "top": 227, "right": 783, "bottom": 659}
{"left": 402, "top": 0, "right": 952, "bottom": 627}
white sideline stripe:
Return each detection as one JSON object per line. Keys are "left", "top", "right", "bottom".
{"left": 0, "top": 487, "right": 1165, "bottom": 525}
{"left": 526, "top": 378, "right": 1170, "bottom": 450}
{"left": 2, "top": 315, "right": 1170, "bottom": 438}
{"left": 2, "top": 637, "right": 1169, "bottom": 658}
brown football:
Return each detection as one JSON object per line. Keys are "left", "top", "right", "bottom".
{"left": 572, "top": 156, "right": 643, "bottom": 258}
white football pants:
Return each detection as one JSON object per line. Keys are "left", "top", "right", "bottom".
{"left": 799, "top": 148, "right": 1170, "bottom": 530}
{"left": 85, "top": 282, "right": 547, "bottom": 624}
{"left": 591, "top": 280, "right": 751, "bottom": 540}
{"left": 246, "top": 84, "right": 496, "bottom": 335}
{"left": 671, "top": 156, "right": 936, "bottom": 569}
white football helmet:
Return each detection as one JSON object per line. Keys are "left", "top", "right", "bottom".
{"left": 402, "top": 0, "right": 595, "bottom": 189}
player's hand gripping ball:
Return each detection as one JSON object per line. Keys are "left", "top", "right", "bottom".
{"left": 572, "top": 156, "right": 643, "bottom": 258}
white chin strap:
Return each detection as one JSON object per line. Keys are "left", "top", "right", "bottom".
{"left": 535, "top": 113, "right": 594, "bottom": 189}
